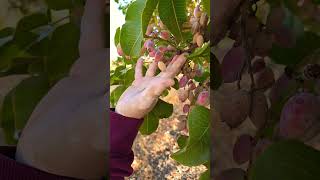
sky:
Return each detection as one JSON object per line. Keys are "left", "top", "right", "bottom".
{"left": 110, "top": 1, "right": 125, "bottom": 61}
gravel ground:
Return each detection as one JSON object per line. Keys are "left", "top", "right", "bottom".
{"left": 126, "top": 90, "right": 207, "bottom": 180}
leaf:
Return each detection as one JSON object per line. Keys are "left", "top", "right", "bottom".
{"left": 158, "top": 0, "right": 187, "bottom": 42}
{"left": 194, "top": 71, "right": 210, "bottom": 83}
{"left": 114, "top": 27, "right": 121, "bottom": 47}
{"left": 110, "top": 85, "right": 127, "bottom": 107}
{"left": 171, "top": 106, "right": 210, "bottom": 166}
{"left": 0, "top": 43, "right": 29, "bottom": 71}
{"left": 188, "top": 42, "right": 210, "bottom": 59}
{"left": 120, "top": 0, "right": 158, "bottom": 57}
{"left": 270, "top": 32, "right": 320, "bottom": 65}
{"left": 0, "top": 28, "right": 14, "bottom": 47}
{"left": 0, "top": 27, "right": 14, "bottom": 38}
{"left": 313, "top": 0, "right": 320, "bottom": 4}
{"left": 46, "top": 0, "right": 73, "bottom": 10}
{"left": 28, "top": 62, "right": 45, "bottom": 75}
{"left": 177, "top": 135, "right": 188, "bottom": 149}
{"left": 249, "top": 140, "right": 320, "bottom": 180}
{"left": 173, "top": 78, "right": 179, "bottom": 90}
{"left": 123, "top": 68, "right": 135, "bottom": 87}
{"left": 0, "top": 63, "right": 29, "bottom": 77}
{"left": 199, "top": 169, "right": 210, "bottom": 180}
{"left": 16, "top": 13, "right": 49, "bottom": 33}
{"left": 47, "top": 23, "right": 80, "bottom": 83}
{"left": 12, "top": 76, "right": 50, "bottom": 130}
{"left": 282, "top": 0, "right": 320, "bottom": 33}
{"left": 140, "top": 99, "right": 173, "bottom": 135}
{"left": 201, "top": 0, "right": 210, "bottom": 15}
{"left": 14, "top": 13, "right": 49, "bottom": 48}
{"left": 120, "top": 21, "right": 143, "bottom": 57}
{"left": 0, "top": 91, "right": 17, "bottom": 145}
{"left": 142, "top": 0, "right": 159, "bottom": 34}
{"left": 211, "top": 53, "right": 222, "bottom": 90}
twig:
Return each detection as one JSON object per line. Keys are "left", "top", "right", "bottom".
{"left": 240, "top": 3, "right": 255, "bottom": 116}
{"left": 50, "top": 16, "right": 71, "bottom": 26}
{"left": 144, "top": 35, "right": 176, "bottom": 47}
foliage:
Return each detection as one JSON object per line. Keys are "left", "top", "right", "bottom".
{"left": 212, "top": 0, "right": 320, "bottom": 179}
{"left": 111, "top": 0, "right": 211, "bottom": 178}
{"left": 0, "top": 0, "right": 109, "bottom": 144}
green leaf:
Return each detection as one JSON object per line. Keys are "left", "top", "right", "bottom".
{"left": 110, "top": 85, "right": 127, "bottom": 107}
{"left": 199, "top": 169, "right": 210, "bottom": 180}
{"left": 282, "top": 7, "right": 304, "bottom": 39}
{"left": 249, "top": 140, "right": 320, "bottom": 180}
{"left": 123, "top": 68, "right": 135, "bottom": 87}
{"left": 0, "top": 91, "right": 17, "bottom": 145}
{"left": 194, "top": 71, "right": 210, "bottom": 83}
{"left": 46, "top": 0, "right": 73, "bottom": 10}
{"left": 283, "top": 0, "right": 320, "bottom": 33}
{"left": 270, "top": 32, "right": 320, "bottom": 65}
{"left": 119, "top": 0, "right": 158, "bottom": 57}
{"left": 177, "top": 135, "right": 188, "bottom": 149}
{"left": 12, "top": 76, "right": 50, "bottom": 130}
{"left": 120, "top": 21, "right": 143, "bottom": 57}
{"left": 0, "top": 27, "right": 14, "bottom": 38}
{"left": 188, "top": 42, "right": 210, "bottom": 59}
{"left": 28, "top": 62, "right": 45, "bottom": 75}
{"left": 47, "top": 23, "right": 80, "bottom": 83}
{"left": 0, "top": 63, "right": 29, "bottom": 77}
{"left": 14, "top": 13, "right": 49, "bottom": 48}
{"left": 120, "top": 0, "right": 145, "bottom": 57}
{"left": 142, "top": 0, "right": 159, "bottom": 34}
{"left": 171, "top": 106, "right": 210, "bottom": 166}
{"left": 158, "top": 0, "right": 187, "bottom": 42}
{"left": 211, "top": 53, "right": 222, "bottom": 90}
{"left": 201, "top": 0, "right": 210, "bottom": 15}
{"left": 0, "top": 43, "right": 29, "bottom": 71}
{"left": 114, "top": 27, "right": 121, "bottom": 47}
{"left": 16, "top": 13, "right": 49, "bottom": 33}
{"left": 173, "top": 78, "right": 179, "bottom": 90}
{"left": 140, "top": 99, "right": 173, "bottom": 135}
{"left": 313, "top": 0, "right": 320, "bottom": 4}
{"left": 0, "top": 28, "right": 14, "bottom": 47}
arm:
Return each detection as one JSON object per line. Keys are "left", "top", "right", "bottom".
{"left": 109, "top": 110, "right": 143, "bottom": 179}
{"left": 109, "top": 54, "right": 187, "bottom": 179}
{"left": 0, "top": 153, "right": 76, "bottom": 180}
{"left": 79, "top": 0, "right": 106, "bottom": 56}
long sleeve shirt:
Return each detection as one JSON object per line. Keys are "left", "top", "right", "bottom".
{"left": 0, "top": 110, "right": 143, "bottom": 180}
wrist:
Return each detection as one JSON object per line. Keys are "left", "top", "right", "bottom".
{"left": 115, "top": 106, "right": 144, "bottom": 119}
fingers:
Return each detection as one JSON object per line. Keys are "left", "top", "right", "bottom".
{"left": 135, "top": 58, "right": 144, "bottom": 80}
{"left": 79, "top": 0, "right": 106, "bottom": 56}
{"left": 144, "top": 78, "right": 174, "bottom": 97}
{"left": 145, "top": 61, "right": 158, "bottom": 77}
{"left": 160, "top": 53, "right": 187, "bottom": 78}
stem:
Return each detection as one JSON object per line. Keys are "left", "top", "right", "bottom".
{"left": 240, "top": 3, "right": 255, "bottom": 116}
{"left": 50, "top": 16, "right": 71, "bottom": 26}
{"left": 144, "top": 35, "right": 176, "bottom": 47}
{"left": 237, "top": 60, "right": 247, "bottom": 89}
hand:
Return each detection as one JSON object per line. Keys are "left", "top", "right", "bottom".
{"left": 116, "top": 54, "right": 187, "bottom": 119}
{"left": 16, "top": 0, "right": 108, "bottom": 179}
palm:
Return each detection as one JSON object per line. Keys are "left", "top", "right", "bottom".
{"left": 116, "top": 54, "right": 187, "bottom": 119}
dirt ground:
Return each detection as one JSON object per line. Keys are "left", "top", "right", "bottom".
{"left": 126, "top": 89, "right": 207, "bottom": 180}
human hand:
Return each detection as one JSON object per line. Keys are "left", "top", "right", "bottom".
{"left": 116, "top": 54, "right": 187, "bottom": 119}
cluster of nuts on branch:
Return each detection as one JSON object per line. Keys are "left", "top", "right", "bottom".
{"left": 190, "top": 5, "right": 208, "bottom": 47}
{"left": 117, "top": 4, "right": 210, "bottom": 131}
{"left": 214, "top": 1, "right": 320, "bottom": 179}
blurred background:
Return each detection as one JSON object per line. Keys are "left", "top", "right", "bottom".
{"left": 0, "top": 0, "right": 46, "bottom": 145}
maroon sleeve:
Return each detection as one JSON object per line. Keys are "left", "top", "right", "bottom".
{"left": 109, "top": 110, "right": 144, "bottom": 180}
{"left": 0, "top": 153, "right": 77, "bottom": 180}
